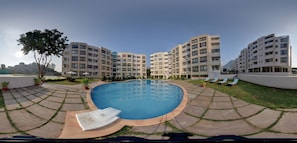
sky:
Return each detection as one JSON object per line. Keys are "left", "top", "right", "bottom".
{"left": 1, "top": 0, "right": 297, "bottom": 72}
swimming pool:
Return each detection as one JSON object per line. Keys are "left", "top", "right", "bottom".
{"left": 91, "top": 80, "right": 184, "bottom": 120}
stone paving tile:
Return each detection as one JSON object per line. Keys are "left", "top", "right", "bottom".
{"left": 232, "top": 99, "right": 250, "bottom": 108}
{"left": 132, "top": 134, "right": 170, "bottom": 140}
{"left": 6, "top": 103, "right": 22, "bottom": 110}
{"left": 61, "top": 103, "right": 86, "bottom": 111}
{"left": 270, "top": 112, "right": 297, "bottom": 133}
{"left": 39, "top": 100, "right": 62, "bottom": 110}
{"left": 18, "top": 90, "right": 31, "bottom": 96}
{"left": 212, "top": 96, "right": 231, "bottom": 102}
{"left": 0, "top": 108, "right": 4, "bottom": 112}
{"left": 187, "top": 93, "right": 197, "bottom": 99}
{"left": 184, "top": 104, "right": 206, "bottom": 117}
{"left": 19, "top": 100, "right": 34, "bottom": 108}
{"left": 27, "top": 121, "right": 63, "bottom": 138}
{"left": 169, "top": 112, "right": 199, "bottom": 128}
{"left": 31, "top": 96, "right": 43, "bottom": 103}
{"left": 16, "top": 97, "right": 30, "bottom": 103}
{"left": 65, "top": 98, "right": 83, "bottom": 104}
{"left": 230, "top": 96, "right": 239, "bottom": 101}
{"left": 246, "top": 108, "right": 281, "bottom": 129}
{"left": 236, "top": 104, "right": 265, "bottom": 118}
{"left": 11, "top": 92, "right": 23, "bottom": 98}
{"left": 209, "top": 101, "right": 234, "bottom": 109}
{"left": 214, "top": 91, "right": 229, "bottom": 97}
{"left": 2, "top": 92, "right": 14, "bottom": 100}
{"left": 4, "top": 99, "right": 18, "bottom": 105}
{"left": 190, "top": 100, "right": 211, "bottom": 108}
{"left": 187, "top": 119, "right": 260, "bottom": 137}
{"left": 9, "top": 109, "right": 47, "bottom": 131}
{"left": 26, "top": 104, "right": 56, "bottom": 120}
{"left": 46, "top": 96, "right": 65, "bottom": 103}
{"left": 66, "top": 93, "right": 82, "bottom": 98}
{"left": 52, "top": 111, "right": 66, "bottom": 123}
{"left": 246, "top": 131, "right": 297, "bottom": 138}
{"left": 51, "top": 92, "right": 67, "bottom": 98}
{"left": 0, "top": 112, "right": 16, "bottom": 133}
{"left": 131, "top": 124, "right": 173, "bottom": 133}
{"left": 203, "top": 109, "right": 241, "bottom": 120}
{"left": 34, "top": 92, "right": 50, "bottom": 99}
{"left": 194, "top": 94, "right": 213, "bottom": 101}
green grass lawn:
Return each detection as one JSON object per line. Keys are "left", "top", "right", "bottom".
{"left": 189, "top": 79, "right": 297, "bottom": 109}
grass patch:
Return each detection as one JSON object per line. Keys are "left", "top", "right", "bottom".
{"left": 189, "top": 79, "right": 297, "bottom": 109}
{"left": 45, "top": 78, "right": 99, "bottom": 85}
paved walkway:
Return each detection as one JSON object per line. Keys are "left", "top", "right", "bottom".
{"left": 1, "top": 80, "right": 297, "bottom": 139}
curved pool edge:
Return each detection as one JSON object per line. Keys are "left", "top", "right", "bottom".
{"left": 86, "top": 80, "right": 188, "bottom": 127}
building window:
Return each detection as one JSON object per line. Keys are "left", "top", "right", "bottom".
{"left": 281, "top": 50, "right": 287, "bottom": 55}
{"left": 80, "top": 64, "right": 85, "bottom": 69}
{"left": 192, "top": 51, "right": 198, "bottom": 56}
{"left": 280, "top": 37, "right": 288, "bottom": 42}
{"left": 71, "top": 63, "right": 78, "bottom": 68}
{"left": 192, "top": 44, "right": 198, "bottom": 50}
{"left": 72, "top": 45, "right": 78, "bottom": 49}
{"left": 80, "top": 51, "right": 86, "bottom": 55}
{"left": 212, "top": 57, "right": 220, "bottom": 61}
{"left": 280, "top": 57, "right": 287, "bottom": 63}
{"left": 200, "top": 56, "right": 207, "bottom": 63}
{"left": 80, "top": 57, "right": 86, "bottom": 61}
{"left": 199, "top": 37, "right": 206, "bottom": 41}
{"left": 211, "top": 43, "right": 220, "bottom": 46}
{"left": 72, "top": 56, "right": 78, "bottom": 61}
{"left": 192, "top": 58, "right": 198, "bottom": 64}
{"left": 200, "top": 49, "right": 207, "bottom": 54}
{"left": 80, "top": 45, "right": 86, "bottom": 49}
{"left": 102, "top": 50, "right": 105, "bottom": 54}
{"left": 199, "top": 42, "right": 206, "bottom": 47}
{"left": 280, "top": 43, "right": 288, "bottom": 48}
{"left": 192, "top": 66, "right": 199, "bottom": 72}
{"left": 200, "top": 65, "right": 207, "bottom": 72}
{"left": 72, "top": 50, "right": 78, "bottom": 54}
{"left": 212, "top": 49, "right": 220, "bottom": 53}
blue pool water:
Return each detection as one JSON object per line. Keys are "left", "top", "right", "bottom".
{"left": 91, "top": 80, "right": 183, "bottom": 120}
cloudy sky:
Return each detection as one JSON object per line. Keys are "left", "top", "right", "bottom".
{"left": 0, "top": 0, "right": 297, "bottom": 72}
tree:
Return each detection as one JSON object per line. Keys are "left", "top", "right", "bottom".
{"left": 17, "top": 29, "right": 68, "bottom": 79}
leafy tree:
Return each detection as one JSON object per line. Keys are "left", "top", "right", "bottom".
{"left": 17, "top": 29, "right": 68, "bottom": 79}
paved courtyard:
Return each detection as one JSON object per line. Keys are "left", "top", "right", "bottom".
{"left": 1, "top": 80, "right": 297, "bottom": 140}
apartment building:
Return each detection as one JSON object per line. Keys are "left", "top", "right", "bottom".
{"left": 62, "top": 42, "right": 112, "bottom": 78}
{"left": 112, "top": 52, "right": 147, "bottom": 79}
{"left": 150, "top": 52, "right": 171, "bottom": 79}
{"left": 237, "top": 34, "right": 292, "bottom": 73}
{"left": 149, "top": 34, "right": 221, "bottom": 79}
{"left": 170, "top": 34, "right": 221, "bottom": 78}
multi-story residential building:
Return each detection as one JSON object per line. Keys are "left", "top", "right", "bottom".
{"left": 150, "top": 52, "right": 170, "bottom": 79}
{"left": 112, "top": 52, "right": 147, "bottom": 79}
{"left": 62, "top": 42, "right": 112, "bottom": 78}
{"left": 170, "top": 34, "right": 221, "bottom": 78}
{"left": 237, "top": 34, "right": 292, "bottom": 73}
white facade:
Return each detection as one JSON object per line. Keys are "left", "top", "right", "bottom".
{"left": 170, "top": 34, "right": 221, "bottom": 78}
{"left": 62, "top": 42, "right": 112, "bottom": 78}
{"left": 113, "top": 52, "right": 147, "bottom": 79}
{"left": 150, "top": 52, "right": 170, "bottom": 79}
{"left": 237, "top": 34, "right": 292, "bottom": 73}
